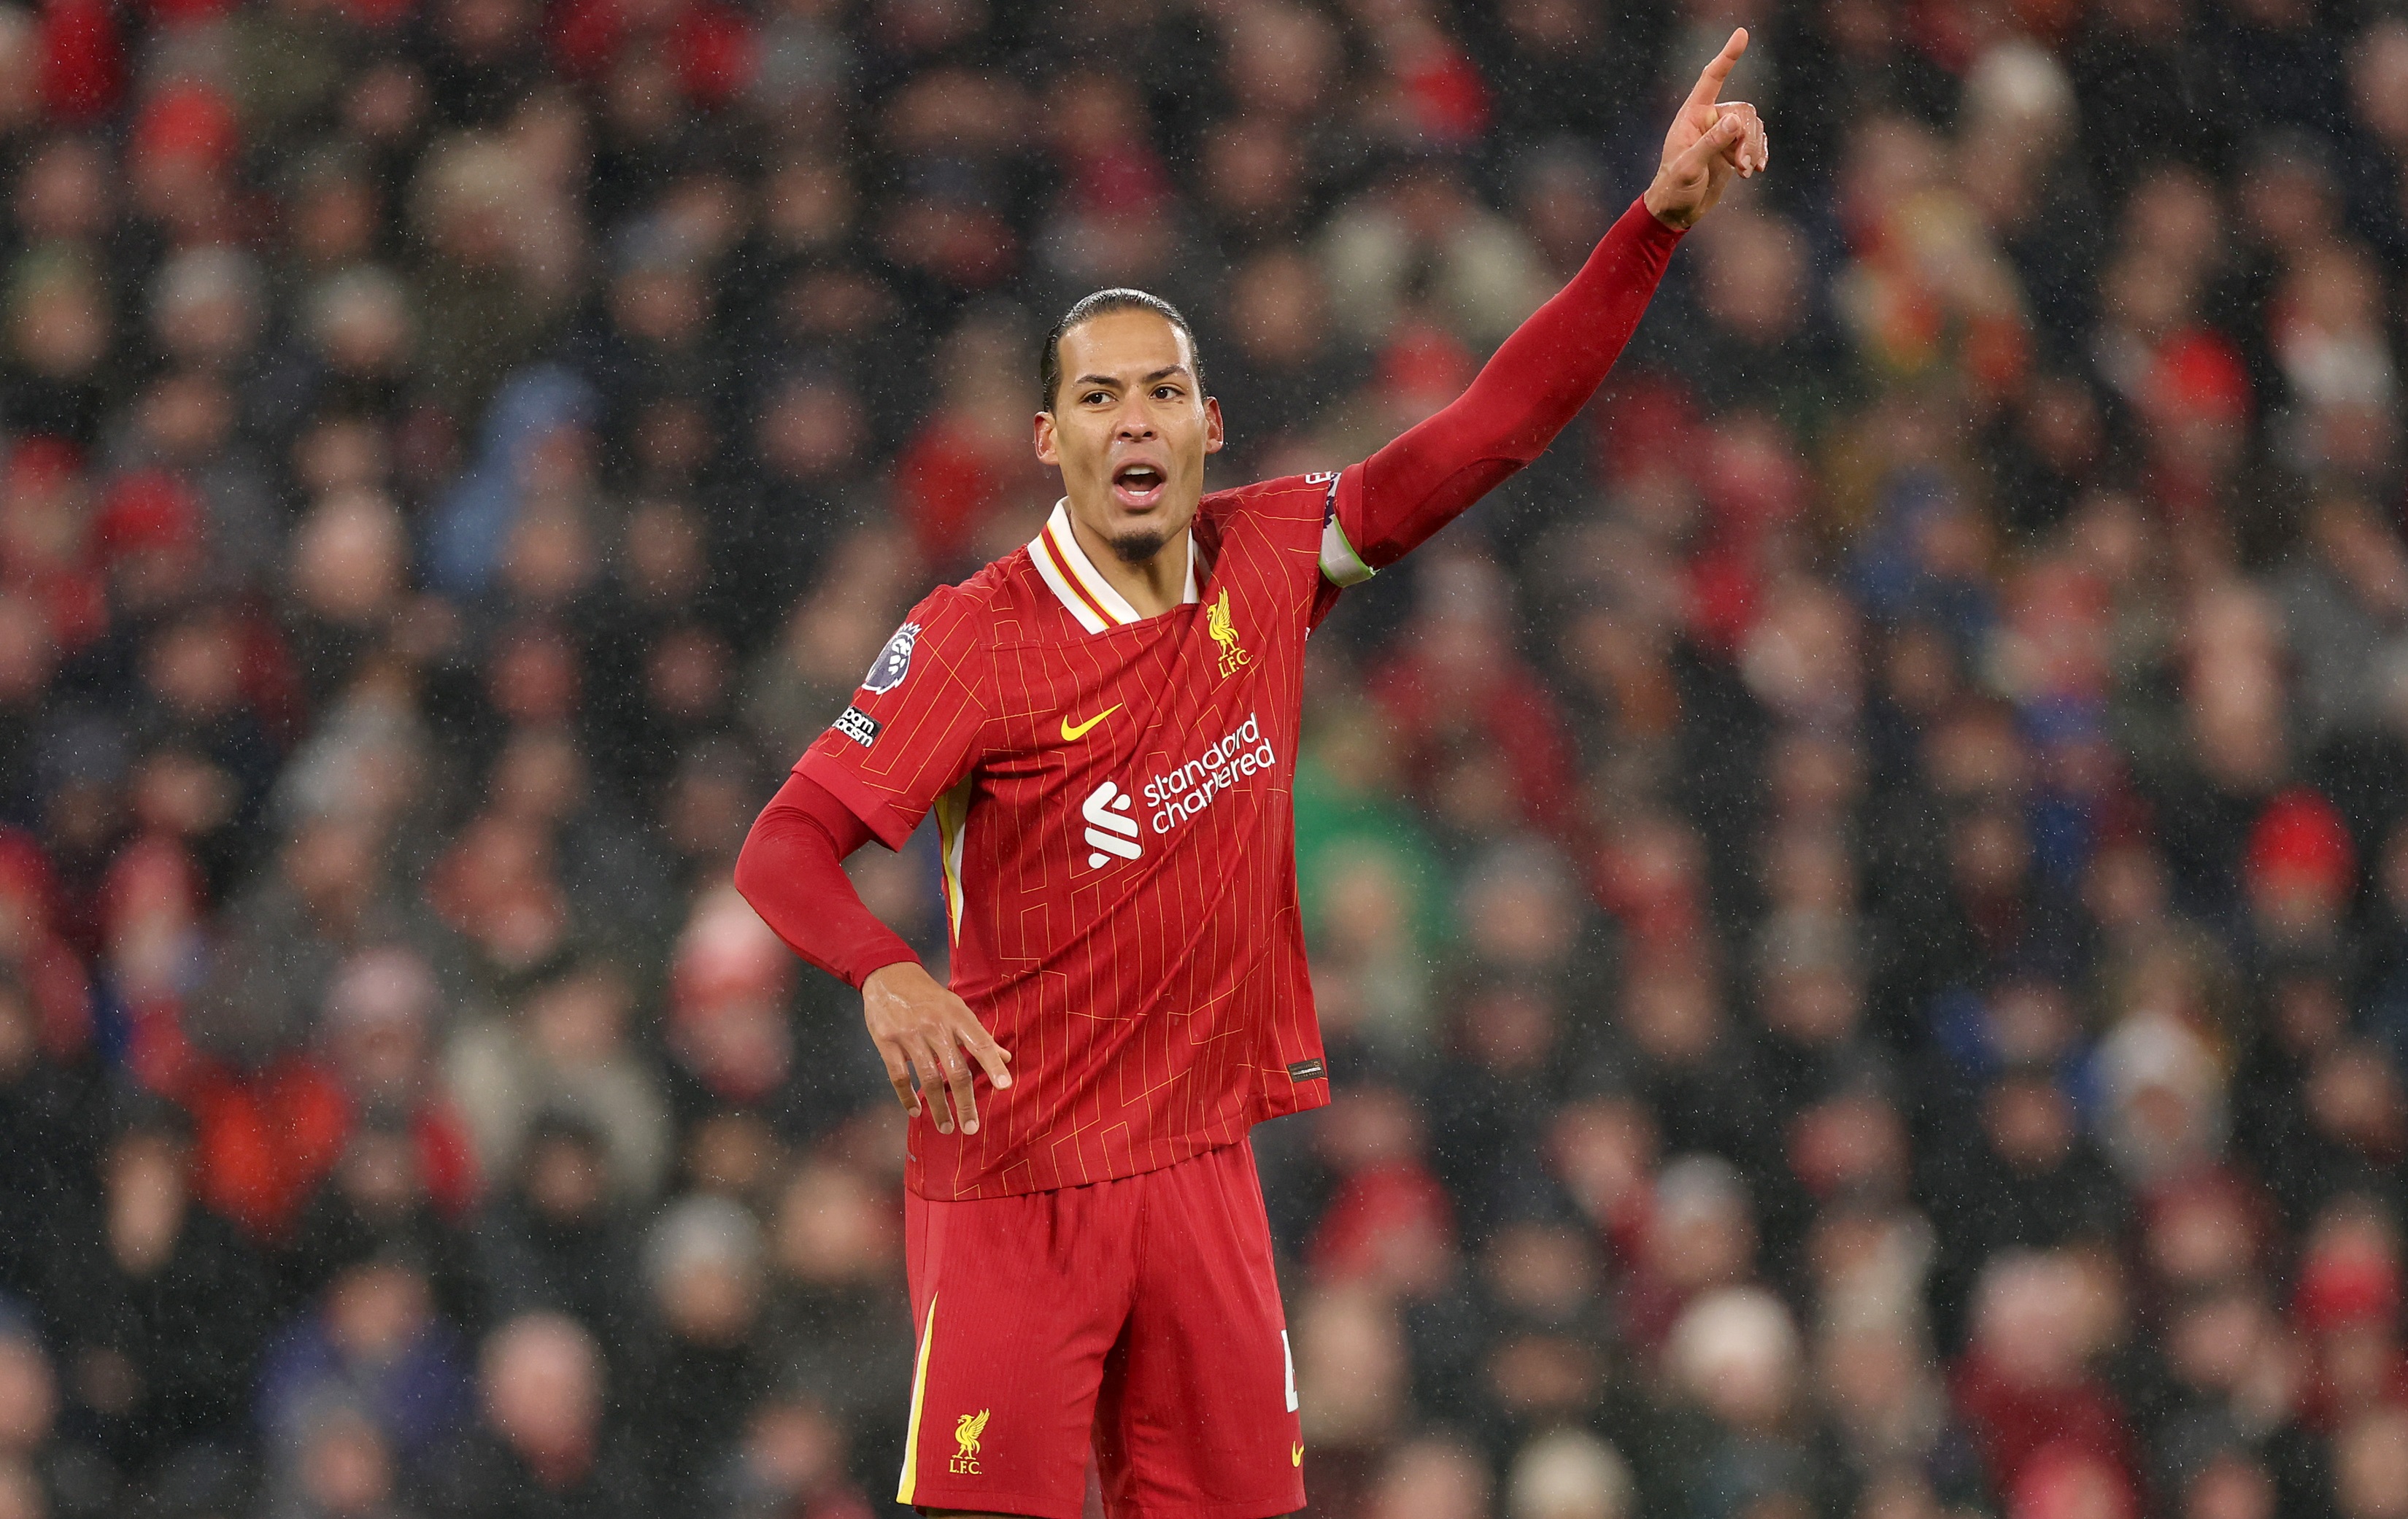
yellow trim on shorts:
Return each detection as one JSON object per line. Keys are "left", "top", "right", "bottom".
{"left": 898, "top": 1292, "right": 938, "bottom": 1503}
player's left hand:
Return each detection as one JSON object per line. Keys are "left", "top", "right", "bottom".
{"left": 1643, "top": 27, "right": 1769, "bottom": 231}
{"left": 863, "top": 960, "right": 1013, "bottom": 1136}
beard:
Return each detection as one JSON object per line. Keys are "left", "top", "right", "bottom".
{"left": 1102, "top": 523, "right": 1175, "bottom": 564}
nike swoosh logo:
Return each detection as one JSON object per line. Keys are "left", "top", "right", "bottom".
{"left": 1060, "top": 704, "right": 1121, "bottom": 741}
{"left": 1292, "top": 1442, "right": 1304, "bottom": 1466}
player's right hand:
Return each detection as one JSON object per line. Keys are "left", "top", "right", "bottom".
{"left": 1642, "top": 28, "right": 1769, "bottom": 231}
{"left": 863, "top": 961, "right": 1013, "bottom": 1136}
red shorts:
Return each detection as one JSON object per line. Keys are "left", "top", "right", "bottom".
{"left": 897, "top": 1138, "right": 1305, "bottom": 1519}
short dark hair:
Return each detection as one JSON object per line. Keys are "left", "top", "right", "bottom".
{"left": 1040, "top": 288, "right": 1205, "bottom": 410}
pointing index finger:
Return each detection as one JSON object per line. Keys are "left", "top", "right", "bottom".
{"left": 1685, "top": 26, "right": 1749, "bottom": 112}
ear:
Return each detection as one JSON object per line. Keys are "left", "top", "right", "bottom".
{"left": 1203, "top": 395, "right": 1224, "bottom": 455}
{"left": 1033, "top": 410, "right": 1059, "bottom": 466}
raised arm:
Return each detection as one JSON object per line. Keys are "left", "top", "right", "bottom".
{"left": 1323, "top": 29, "right": 1767, "bottom": 579}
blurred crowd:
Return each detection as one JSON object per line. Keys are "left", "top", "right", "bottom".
{"left": 1, "top": 0, "right": 2407, "bottom": 1518}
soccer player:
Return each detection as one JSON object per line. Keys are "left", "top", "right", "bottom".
{"left": 733, "top": 31, "right": 1769, "bottom": 1519}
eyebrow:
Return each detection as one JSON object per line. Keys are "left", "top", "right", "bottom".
{"left": 1073, "top": 365, "right": 1192, "bottom": 392}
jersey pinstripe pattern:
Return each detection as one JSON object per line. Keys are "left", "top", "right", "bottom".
{"left": 797, "top": 475, "right": 1348, "bottom": 1199}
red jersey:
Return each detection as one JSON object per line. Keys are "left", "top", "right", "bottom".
{"left": 759, "top": 196, "right": 1685, "bottom": 1201}
{"left": 798, "top": 477, "right": 1372, "bottom": 1199}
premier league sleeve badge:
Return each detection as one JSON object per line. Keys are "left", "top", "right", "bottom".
{"left": 863, "top": 622, "right": 922, "bottom": 693}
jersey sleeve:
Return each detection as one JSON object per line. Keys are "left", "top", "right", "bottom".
{"left": 1322, "top": 197, "right": 1683, "bottom": 578}
{"left": 1196, "top": 471, "right": 1375, "bottom": 633}
{"left": 792, "top": 587, "right": 991, "bottom": 851}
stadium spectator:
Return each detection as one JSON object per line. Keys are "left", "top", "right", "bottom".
{"left": 421, "top": 1312, "right": 639, "bottom": 1519}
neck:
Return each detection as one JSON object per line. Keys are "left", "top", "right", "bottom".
{"left": 1065, "top": 506, "right": 1189, "bottom": 619}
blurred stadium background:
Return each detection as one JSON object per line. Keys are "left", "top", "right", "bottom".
{"left": 0, "top": 1, "right": 2404, "bottom": 1518}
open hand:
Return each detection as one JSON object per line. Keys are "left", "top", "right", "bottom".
{"left": 863, "top": 961, "right": 1012, "bottom": 1135}
{"left": 1643, "top": 28, "right": 1770, "bottom": 231}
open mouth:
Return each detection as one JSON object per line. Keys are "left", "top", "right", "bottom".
{"left": 1111, "top": 462, "right": 1168, "bottom": 509}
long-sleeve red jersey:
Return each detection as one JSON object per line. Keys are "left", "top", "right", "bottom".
{"left": 736, "top": 198, "right": 1683, "bottom": 1198}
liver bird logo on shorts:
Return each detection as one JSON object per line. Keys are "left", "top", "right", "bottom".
{"left": 951, "top": 1409, "right": 989, "bottom": 1474}
{"left": 1208, "top": 588, "right": 1249, "bottom": 678}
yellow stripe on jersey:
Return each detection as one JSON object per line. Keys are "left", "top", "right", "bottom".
{"left": 1029, "top": 522, "right": 1108, "bottom": 633}
{"left": 1044, "top": 519, "right": 1124, "bottom": 627}
{"left": 897, "top": 1292, "right": 939, "bottom": 1503}
{"left": 934, "top": 778, "right": 970, "bottom": 944}
{"left": 1025, "top": 499, "right": 1201, "bottom": 632}
{"left": 1043, "top": 506, "right": 1141, "bottom": 624}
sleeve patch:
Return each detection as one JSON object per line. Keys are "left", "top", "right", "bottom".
{"left": 862, "top": 622, "right": 922, "bottom": 693}
{"left": 833, "top": 706, "right": 881, "bottom": 746}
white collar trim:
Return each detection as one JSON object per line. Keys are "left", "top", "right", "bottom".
{"left": 1027, "top": 500, "right": 1197, "bottom": 633}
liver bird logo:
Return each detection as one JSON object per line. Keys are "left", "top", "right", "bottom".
{"left": 954, "top": 1408, "right": 989, "bottom": 1458}
{"left": 1208, "top": 588, "right": 1250, "bottom": 677}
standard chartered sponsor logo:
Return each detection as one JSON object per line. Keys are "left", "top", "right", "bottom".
{"left": 1082, "top": 781, "right": 1142, "bottom": 868}
{"left": 1077, "top": 714, "right": 1278, "bottom": 870}
{"left": 1141, "top": 714, "right": 1276, "bottom": 835}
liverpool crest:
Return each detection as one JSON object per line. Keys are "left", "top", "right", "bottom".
{"left": 1208, "top": 589, "right": 1250, "bottom": 678}
{"left": 951, "top": 1408, "right": 988, "bottom": 1474}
